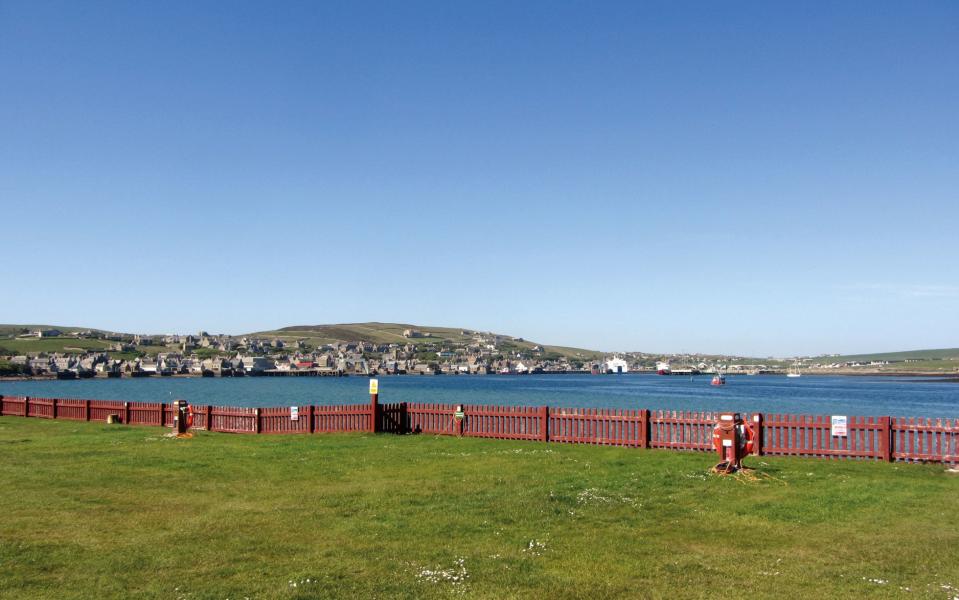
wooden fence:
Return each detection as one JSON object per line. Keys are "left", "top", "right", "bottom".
{"left": 1, "top": 395, "right": 956, "bottom": 464}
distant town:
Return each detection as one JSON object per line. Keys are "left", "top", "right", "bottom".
{"left": 1, "top": 323, "right": 956, "bottom": 379}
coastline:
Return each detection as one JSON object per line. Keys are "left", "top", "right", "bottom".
{"left": 2, "top": 371, "right": 958, "bottom": 382}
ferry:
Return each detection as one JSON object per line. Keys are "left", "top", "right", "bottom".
{"left": 656, "top": 361, "right": 671, "bottom": 375}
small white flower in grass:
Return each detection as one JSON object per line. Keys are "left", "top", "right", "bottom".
{"left": 523, "top": 539, "right": 547, "bottom": 556}
{"left": 415, "top": 557, "right": 469, "bottom": 587}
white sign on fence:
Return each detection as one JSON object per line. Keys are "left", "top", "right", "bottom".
{"left": 831, "top": 415, "right": 847, "bottom": 437}
{"left": 290, "top": 406, "right": 299, "bottom": 421}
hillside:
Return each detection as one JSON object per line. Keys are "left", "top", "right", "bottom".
{"left": 262, "top": 322, "right": 474, "bottom": 345}
{"left": 812, "top": 348, "right": 959, "bottom": 363}
{"left": 251, "top": 322, "right": 604, "bottom": 360}
{"left": 0, "top": 324, "right": 109, "bottom": 337}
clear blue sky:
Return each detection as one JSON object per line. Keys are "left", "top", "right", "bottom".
{"left": 2, "top": 1, "right": 957, "bottom": 356}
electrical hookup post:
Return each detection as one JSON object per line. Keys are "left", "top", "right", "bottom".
{"left": 710, "top": 412, "right": 755, "bottom": 474}
{"left": 453, "top": 405, "right": 465, "bottom": 437}
{"left": 369, "top": 378, "right": 379, "bottom": 433}
{"left": 172, "top": 399, "right": 194, "bottom": 438}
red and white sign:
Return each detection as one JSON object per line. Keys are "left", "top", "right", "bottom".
{"left": 831, "top": 415, "right": 847, "bottom": 437}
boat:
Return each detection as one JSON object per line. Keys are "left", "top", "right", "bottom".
{"left": 711, "top": 373, "right": 726, "bottom": 386}
{"left": 656, "top": 361, "right": 671, "bottom": 375}
{"left": 787, "top": 364, "right": 801, "bottom": 378}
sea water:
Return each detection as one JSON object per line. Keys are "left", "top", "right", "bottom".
{"left": 1, "top": 374, "right": 957, "bottom": 417}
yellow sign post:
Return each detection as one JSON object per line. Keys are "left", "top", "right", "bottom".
{"left": 369, "top": 379, "right": 379, "bottom": 395}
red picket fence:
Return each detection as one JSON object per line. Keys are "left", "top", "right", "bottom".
{"left": 1, "top": 395, "right": 956, "bottom": 464}
{"left": 550, "top": 408, "right": 646, "bottom": 446}
{"left": 650, "top": 410, "right": 721, "bottom": 451}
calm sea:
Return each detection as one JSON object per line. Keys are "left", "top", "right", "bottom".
{"left": 1, "top": 374, "right": 957, "bottom": 417}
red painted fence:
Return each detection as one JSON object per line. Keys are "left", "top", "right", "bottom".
{"left": 1, "top": 395, "right": 956, "bottom": 464}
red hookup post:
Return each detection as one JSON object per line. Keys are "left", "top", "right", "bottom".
{"left": 453, "top": 404, "right": 465, "bottom": 436}
{"left": 369, "top": 378, "right": 379, "bottom": 433}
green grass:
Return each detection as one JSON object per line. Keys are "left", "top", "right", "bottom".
{"left": 253, "top": 322, "right": 604, "bottom": 360}
{"left": 258, "top": 322, "right": 474, "bottom": 345}
{"left": 0, "top": 324, "right": 109, "bottom": 337}
{"left": 871, "top": 359, "right": 959, "bottom": 373}
{"left": 0, "top": 337, "right": 114, "bottom": 354}
{"left": 812, "top": 348, "right": 959, "bottom": 363}
{"left": 1, "top": 418, "right": 957, "bottom": 599}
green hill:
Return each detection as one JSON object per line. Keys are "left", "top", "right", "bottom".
{"left": 812, "top": 348, "right": 959, "bottom": 363}
{"left": 262, "top": 322, "right": 474, "bottom": 345}
{"left": 0, "top": 324, "right": 109, "bottom": 337}
{"left": 252, "top": 322, "right": 604, "bottom": 359}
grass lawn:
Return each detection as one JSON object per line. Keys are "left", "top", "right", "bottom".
{"left": 1, "top": 418, "right": 957, "bottom": 599}
{"left": 0, "top": 338, "right": 114, "bottom": 354}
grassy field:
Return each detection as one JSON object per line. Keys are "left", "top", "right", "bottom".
{"left": 1, "top": 419, "right": 957, "bottom": 599}
{"left": 0, "top": 337, "right": 114, "bottom": 354}
{"left": 0, "top": 325, "right": 108, "bottom": 337}
{"left": 258, "top": 322, "right": 479, "bottom": 345}
{"left": 869, "top": 359, "right": 959, "bottom": 373}
{"left": 253, "top": 322, "right": 604, "bottom": 360}
{"left": 812, "top": 348, "right": 959, "bottom": 363}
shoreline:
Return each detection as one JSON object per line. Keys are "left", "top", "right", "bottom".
{"left": 2, "top": 371, "right": 958, "bottom": 383}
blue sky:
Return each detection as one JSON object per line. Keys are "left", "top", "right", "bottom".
{"left": 1, "top": 1, "right": 957, "bottom": 356}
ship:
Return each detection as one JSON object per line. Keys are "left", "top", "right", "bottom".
{"left": 656, "top": 361, "right": 671, "bottom": 375}
{"left": 711, "top": 373, "right": 726, "bottom": 386}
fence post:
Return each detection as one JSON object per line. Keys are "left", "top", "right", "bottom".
{"left": 159, "top": 403, "right": 165, "bottom": 427}
{"left": 370, "top": 393, "right": 379, "bottom": 433}
{"left": 51, "top": 397, "right": 58, "bottom": 419}
{"left": 308, "top": 405, "right": 315, "bottom": 434}
{"left": 400, "top": 401, "right": 409, "bottom": 434}
{"left": 206, "top": 405, "right": 213, "bottom": 431}
{"left": 641, "top": 409, "right": 650, "bottom": 449}
{"left": 24, "top": 396, "right": 30, "bottom": 417}
{"left": 540, "top": 405, "right": 549, "bottom": 442}
{"left": 124, "top": 402, "right": 131, "bottom": 425}
{"left": 85, "top": 399, "right": 91, "bottom": 421}
{"left": 880, "top": 416, "right": 892, "bottom": 462}
{"left": 752, "top": 413, "right": 764, "bottom": 456}
{"left": 254, "top": 408, "right": 261, "bottom": 434}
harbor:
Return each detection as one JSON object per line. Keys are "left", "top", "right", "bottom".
{"left": 2, "top": 372, "right": 956, "bottom": 418}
